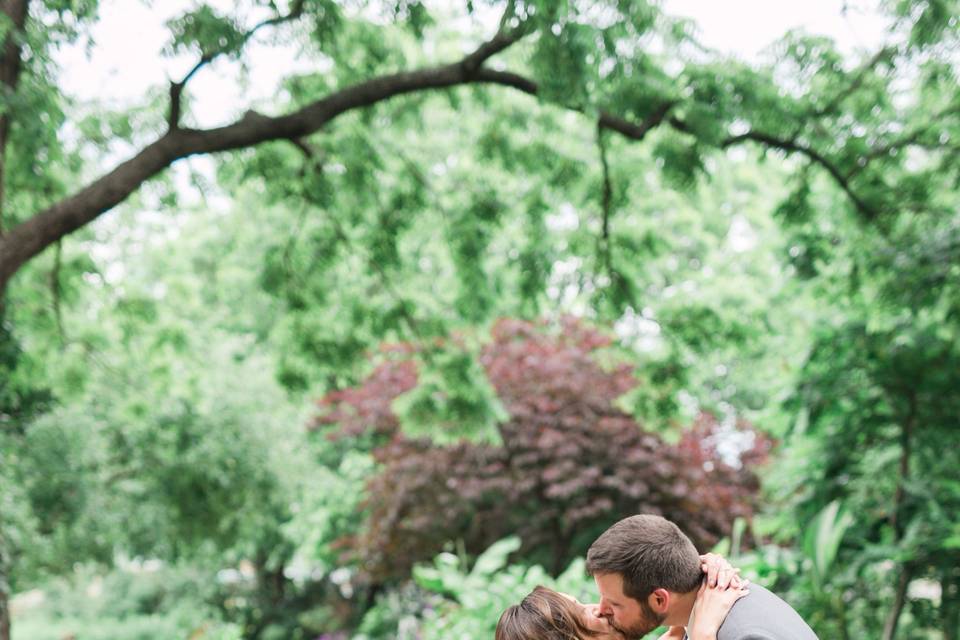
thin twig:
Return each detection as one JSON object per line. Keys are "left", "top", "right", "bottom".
{"left": 810, "top": 46, "right": 897, "bottom": 118}
{"left": 167, "top": 0, "right": 307, "bottom": 129}
{"left": 720, "top": 128, "right": 880, "bottom": 219}
{"left": 596, "top": 121, "right": 613, "bottom": 273}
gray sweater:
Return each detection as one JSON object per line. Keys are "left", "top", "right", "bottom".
{"left": 687, "top": 583, "right": 819, "bottom": 640}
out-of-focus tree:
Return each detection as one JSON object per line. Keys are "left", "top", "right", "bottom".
{"left": 313, "top": 318, "right": 770, "bottom": 595}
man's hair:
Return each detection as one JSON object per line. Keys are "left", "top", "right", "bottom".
{"left": 586, "top": 514, "right": 702, "bottom": 602}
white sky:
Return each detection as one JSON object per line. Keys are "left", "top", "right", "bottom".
{"left": 665, "top": 0, "right": 889, "bottom": 57}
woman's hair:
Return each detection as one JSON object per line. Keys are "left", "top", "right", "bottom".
{"left": 496, "top": 586, "right": 602, "bottom": 640}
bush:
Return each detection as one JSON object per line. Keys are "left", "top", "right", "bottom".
{"left": 317, "top": 317, "right": 770, "bottom": 582}
{"left": 11, "top": 563, "right": 232, "bottom": 640}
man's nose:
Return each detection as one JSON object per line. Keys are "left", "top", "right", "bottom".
{"left": 596, "top": 599, "right": 613, "bottom": 617}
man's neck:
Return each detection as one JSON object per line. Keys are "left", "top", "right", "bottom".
{"left": 666, "top": 588, "right": 700, "bottom": 627}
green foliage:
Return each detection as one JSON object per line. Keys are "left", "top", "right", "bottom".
{"left": 419, "top": 542, "right": 597, "bottom": 638}
{"left": 802, "top": 501, "right": 855, "bottom": 591}
{"left": 530, "top": 22, "right": 596, "bottom": 106}
{"left": 10, "top": 563, "right": 240, "bottom": 640}
{"left": 892, "top": 0, "right": 960, "bottom": 47}
{"left": 165, "top": 5, "right": 247, "bottom": 60}
{"left": 653, "top": 132, "right": 704, "bottom": 189}
{"left": 283, "top": 447, "right": 374, "bottom": 574}
{"left": 392, "top": 345, "right": 508, "bottom": 444}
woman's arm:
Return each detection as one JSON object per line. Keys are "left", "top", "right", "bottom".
{"left": 656, "top": 625, "right": 686, "bottom": 640}
{"left": 687, "top": 581, "right": 750, "bottom": 640}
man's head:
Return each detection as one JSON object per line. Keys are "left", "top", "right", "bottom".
{"left": 586, "top": 515, "right": 702, "bottom": 638}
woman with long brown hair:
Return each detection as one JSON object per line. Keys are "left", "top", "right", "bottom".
{"left": 496, "top": 579, "right": 748, "bottom": 640}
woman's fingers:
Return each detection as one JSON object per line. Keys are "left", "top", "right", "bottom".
{"left": 715, "top": 567, "right": 741, "bottom": 589}
{"left": 699, "top": 552, "right": 740, "bottom": 588}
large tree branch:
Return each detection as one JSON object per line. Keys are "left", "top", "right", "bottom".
{"left": 0, "top": 0, "right": 29, "bottom": 236}
{"left": 473, "top": 68, "right": 678, "bottom": 141}
{"left": 0, "top": 26, "right": 533, "bottom": 291}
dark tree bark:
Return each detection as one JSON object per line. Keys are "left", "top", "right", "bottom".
{"left": 0, "top": 591, "right": 8, "bottom": 640}
{"left": 0, "top": 0, "right": 29, "bottom": 236}
{"left": 882, "top": 565, "right": 911, "bottom": 640}
{"left": 0, "top": 533, "right": 11, "bottom": 640}
{"left": 881, "top": 393, "right": 917, "bottom": 640}
{"left": 0, "top": 11, "right": 28, "bottom": 635}
{"left": 943, "top": 568, "right": 959, "bottom": 640}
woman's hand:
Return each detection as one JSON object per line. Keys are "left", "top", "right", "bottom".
{"left": 687, "top": 580, "right": 750, "bottom": 640}
{"left": 699, "top": 552, "right": 744, "bottom": 589}
{"left": 655, "top": 626, "right": 686, "bottom": 640}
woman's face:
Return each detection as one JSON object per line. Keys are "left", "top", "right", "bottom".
{"left": 558, "top": 592, "right": 625, "bottom": 639}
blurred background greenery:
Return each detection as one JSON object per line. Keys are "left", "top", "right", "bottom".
{"left": 1, "top": 0, "right": 959, "bottom": 638}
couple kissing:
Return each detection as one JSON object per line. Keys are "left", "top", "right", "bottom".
{"left": 497, "top": 514, "right": 818, "bottom": 640}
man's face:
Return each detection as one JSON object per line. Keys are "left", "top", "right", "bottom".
{"left": 594, "top": 573, "right": 666, "bottom": 640}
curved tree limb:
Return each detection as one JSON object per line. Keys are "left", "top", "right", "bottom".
{"left": 0, "top": 25, "right": 531, "bottom": 291}
{"left": 473, "top": 68, "right": 679, "bottom": 141}
{"left": 721, "top": 129, "right": 880, "bottom": 220}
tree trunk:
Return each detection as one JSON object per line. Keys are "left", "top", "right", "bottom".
{"left": 0, "top": 591, "right": 9, "bottom": 640}
{"left": 882, "top": 396, "right": 916, "bottom": 640}
{"left": 0, "top": 541, "right": 10, "bottom": 640}
{"left": 833, "top": 592, "right": 851, "bottom": 640}
{"left": 881, "top": 565, "right": 910, "bottom": 640}
{"left": 0, "top": 589, "right": 10, "bottom": 640}
{"left": 943, "top": 568, "right": 959, "bottom": 640}
{"left": 0, "top": 0, "right": 31, "bottom": 235}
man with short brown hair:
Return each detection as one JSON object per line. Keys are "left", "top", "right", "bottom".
{"left": 587, "top": 515, "right": 819, "bottom": 640}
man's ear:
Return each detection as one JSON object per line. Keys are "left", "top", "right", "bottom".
{"left": 648, "top": 588, "right": 671, "bottom": 614}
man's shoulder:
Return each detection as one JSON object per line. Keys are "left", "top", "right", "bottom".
{"left": 717, "top": 583, "right": 819, "bottom": 640}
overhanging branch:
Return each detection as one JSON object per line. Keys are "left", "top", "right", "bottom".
{"left": 0, "top": 25, "right": 536, "bottom": 292}
{"left": 720, "top": 129, "right": 880, "bottom": 220}
{"left": 473, "top": 68, "right": 678, "bottom": 141}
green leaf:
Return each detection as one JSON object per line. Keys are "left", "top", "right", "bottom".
{"left": 470, "top": 536, "right": 521, "bottom": 577}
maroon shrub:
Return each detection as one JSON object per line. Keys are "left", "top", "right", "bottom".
{"left": 313, "top": 318, "right": 769, "bottom": 582}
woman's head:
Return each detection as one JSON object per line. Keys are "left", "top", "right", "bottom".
{"left": 496, "top": 586, "right": 623, "bottom": 640}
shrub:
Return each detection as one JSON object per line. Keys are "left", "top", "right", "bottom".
{"left": 316, "top": 318, "right": 769, "bottom": 582}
